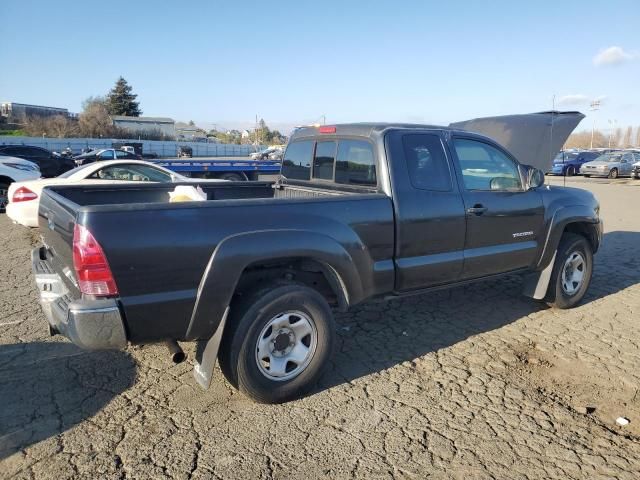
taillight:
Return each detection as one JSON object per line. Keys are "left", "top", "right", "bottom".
{"left": 318, "top": 126, "right": 336, "bottom": 134}
{"left": 73, "top": 224, "right": 119, "bottom": 296}
{"left": 12, "top": 186, "right": 38, "bottom": 203}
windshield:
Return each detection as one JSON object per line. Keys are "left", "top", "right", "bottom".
{"left": 554, "top": 152, "right": 578, "bottom": 162}
{"left": 595, "top": 154, "right": 623, "bottom": 163}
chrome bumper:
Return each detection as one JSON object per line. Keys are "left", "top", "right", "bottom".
{"left": 31, "top": 247, "right": 127, "bottom": 350}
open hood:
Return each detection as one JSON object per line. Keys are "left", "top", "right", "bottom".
{"left": 449, "top": 111, "right": 585, "bottom": 171}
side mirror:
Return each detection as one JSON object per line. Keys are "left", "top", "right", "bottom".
{"left": 527, "top": 167, "right": 545, "bottom": 189}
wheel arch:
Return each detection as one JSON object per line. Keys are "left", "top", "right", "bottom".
{"left": 185, "top": 229, "right": 363, "bottom": 341}
{"left": 537, "top": 206, "right": 602, "bottom": 270}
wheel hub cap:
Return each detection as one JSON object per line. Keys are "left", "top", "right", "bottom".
{"left": 562, "top": 252, "right": 585, "bottom": 295}
{"left": 256, "top": 311, "right": 318, "bottom": 381}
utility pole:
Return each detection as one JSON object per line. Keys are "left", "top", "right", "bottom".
{"left": 589, "top": 100, "right": 600, "bottom": 149}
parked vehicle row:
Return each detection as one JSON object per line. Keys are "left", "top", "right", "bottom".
{"left": 548, "top": 148, "right": 640, "bottom": 179}
{"left": 0, "top": 144, "right": 75, "bottom": 177}
{"left": 29, "top": 114, "right": 602, "bottom": 404}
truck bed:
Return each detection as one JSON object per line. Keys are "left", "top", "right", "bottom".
{"left": 37, "top": 181, "right": 394, "bottom": 343}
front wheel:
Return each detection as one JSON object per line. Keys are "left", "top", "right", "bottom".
{"left": 566, "top": 166, "right": 575, "bottom": 176}
{"left": 545, "top": 233, "right": 593, "bottom": 309}
{"left": 608, "top": 168, "right": 619, "bottom": 179}
{"left": 218, "top": 284, "right": 336, "bottom": 403}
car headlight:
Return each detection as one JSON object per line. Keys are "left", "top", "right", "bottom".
{"left": 2, "top": 162, "right": 38, "bottom": 172}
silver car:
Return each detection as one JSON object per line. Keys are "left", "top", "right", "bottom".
{"left": 580, "top": 151, "right": 639, "bottom": 178}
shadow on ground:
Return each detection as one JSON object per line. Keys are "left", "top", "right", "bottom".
{"left": 0, "top": 342, "right": 135, "bottom": 459}
{"left": 319, "top": 230, "right": 640, "bottom": 392}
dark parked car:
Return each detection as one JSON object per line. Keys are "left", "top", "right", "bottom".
{"left": 32, "top": 117, "right": 602, "bottom": 404}
{"left": 548, "top": 150, "right": 600, "bottom": 176}
{"left": 0, "top": 144, "right": 75, "bottom": 177}
{"left": 73, "top": 148, "right": 140, "bottom": 166}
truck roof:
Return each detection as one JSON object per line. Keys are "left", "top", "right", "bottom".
{"left": 289, "top": 123, "right": 455, "bottom": 141}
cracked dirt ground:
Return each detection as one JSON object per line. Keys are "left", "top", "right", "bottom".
{"left": 1, "top": 178, "right": 640, "bottom": 479}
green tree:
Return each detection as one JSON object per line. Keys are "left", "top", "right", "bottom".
{"left": 105, "top": 77, "right": 142, "bottom": 117}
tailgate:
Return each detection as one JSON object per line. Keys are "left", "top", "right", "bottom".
{"left": 37, "top": 187, "right": 81, "bottom": 295}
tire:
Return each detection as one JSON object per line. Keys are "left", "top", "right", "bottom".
{"left": 545, "top": 233, "right": 593, "bottom": 309}
{"left": 220, "top": 172, "right": 245, "bottom": 182}
{"left": 608, "top": 168, "right": 618, "bottom": 179}
{"left": 218, "top": 283, "right": 336, "bottom": 403}
{"left": 566, "top": 166, "right": 575, "bottom": 177}
{"left": 0, "top": 182, "right": 9, "bottom": 212}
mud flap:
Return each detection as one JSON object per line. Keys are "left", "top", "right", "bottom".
{"left": 193, "top": 307, "right": 229, "bottom": 389}
{"left": 522, "top": 252, "right": 556, "bottom": 300}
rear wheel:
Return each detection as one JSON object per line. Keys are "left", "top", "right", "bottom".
{"left": 218, "top": 284, "right": 336, "bottom": 403}
{"left": 0, "top": 182, "right": 9, "bottom": 212}
{"left": 545, "top": 233, "right": 593, "bottom": 309}
{"left": 608, "top": 168, "right": 619, "bottom": 179}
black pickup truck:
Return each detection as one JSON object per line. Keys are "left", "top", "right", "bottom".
{"left": 32, "top": 114, "right": 602, "bottom": 403}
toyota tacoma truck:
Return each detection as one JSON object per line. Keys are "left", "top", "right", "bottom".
{"left": 31, "top": 112, "right": 602, "bottom": 403}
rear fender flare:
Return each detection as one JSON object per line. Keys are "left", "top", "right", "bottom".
{"left": 185, "top": 229, "right": 362, "bottom": 341}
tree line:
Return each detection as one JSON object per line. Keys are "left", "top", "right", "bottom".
{"left": 565, "top": 126, "right": 640, "bottom": 149}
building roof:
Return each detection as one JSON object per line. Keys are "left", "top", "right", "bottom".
{"left": 111, "top": 115, "right": 174, "bottom": 124}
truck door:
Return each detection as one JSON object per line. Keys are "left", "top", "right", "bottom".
{"left": 386, "top": 130, "right": 466, "bottom": 291}
{"left": 450, "top": 136, "right": 545, "bottom": 279}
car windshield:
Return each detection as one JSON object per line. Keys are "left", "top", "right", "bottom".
{"left": 595, "top": 154, "right": 623, "bottom": 163}
{"left": 555, "top": 152, "right": 578, "bottom": 162}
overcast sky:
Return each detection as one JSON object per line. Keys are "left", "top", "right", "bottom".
{"left": 1, "top": 0, "right": 638, "bottom": 134}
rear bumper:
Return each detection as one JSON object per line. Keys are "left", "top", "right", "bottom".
{"left": 31, "top": 247, "right": 127, "bottom": 350}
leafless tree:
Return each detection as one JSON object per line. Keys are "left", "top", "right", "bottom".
{"left": 622, "top": 126, "right": 633, "bottom": 147}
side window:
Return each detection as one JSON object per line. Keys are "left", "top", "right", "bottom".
{"left": 402, "top": 134, "right": 452, "bottom": 191}
{"left": 91, "top": 165, "right": 172, "bottom": 182}
{"left": 312, "top": 141, "right": 336, "bottom": 180}
{"left": 622, "top": 153, "right": 632, "bottom": 163}
{"left": 99, "top": 150, "right": 115, "bottom": 160}
{"left": 115, "top": 151, "right": 130, "bottom": 159}
{"left": 454, "top": 138, "right": 522, "bottom": 191}
{"left": 282, "top": 141, "right": 314, "bottom": 180}
{"left": 335, "top": 140, "right": 376, "bottom": 186}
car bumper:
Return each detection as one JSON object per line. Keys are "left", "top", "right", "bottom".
{"left": 549, "top": 165, "right": 565, "bottom": 175}
{"left": 31, "top": 247, "right": 127, "bottom": 350}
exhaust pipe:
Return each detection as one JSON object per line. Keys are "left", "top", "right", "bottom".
{"left": 165, "top": 340, "right": 186, "bottom": 364}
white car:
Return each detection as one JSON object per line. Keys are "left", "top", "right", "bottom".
{"left": 0, "top": 155, "right": 41, "bottom": 212}
{"left": 6, "top": 159, "right": 222, "bottom": 227}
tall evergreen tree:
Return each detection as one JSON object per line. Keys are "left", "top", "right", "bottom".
{"left": 106, "top": 77, "right": 142, "bottom": 117}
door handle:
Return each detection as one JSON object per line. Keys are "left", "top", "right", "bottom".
{"left": 466, "top": 204, "right": 487, "bottom": 215}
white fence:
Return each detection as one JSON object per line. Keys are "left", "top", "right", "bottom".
{"left": 0, "top": 136, "right": 266, "bottom": 158}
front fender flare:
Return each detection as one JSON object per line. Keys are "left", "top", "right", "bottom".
{"left": 537, "top": 205, "right": 601, "bottom": 270}
{"left": 184, "top": 229, "right": 363, "bottom": 341}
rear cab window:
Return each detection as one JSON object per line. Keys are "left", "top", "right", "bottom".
{"left": 282, "top": 138, "right": 377, "bottom": 188}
